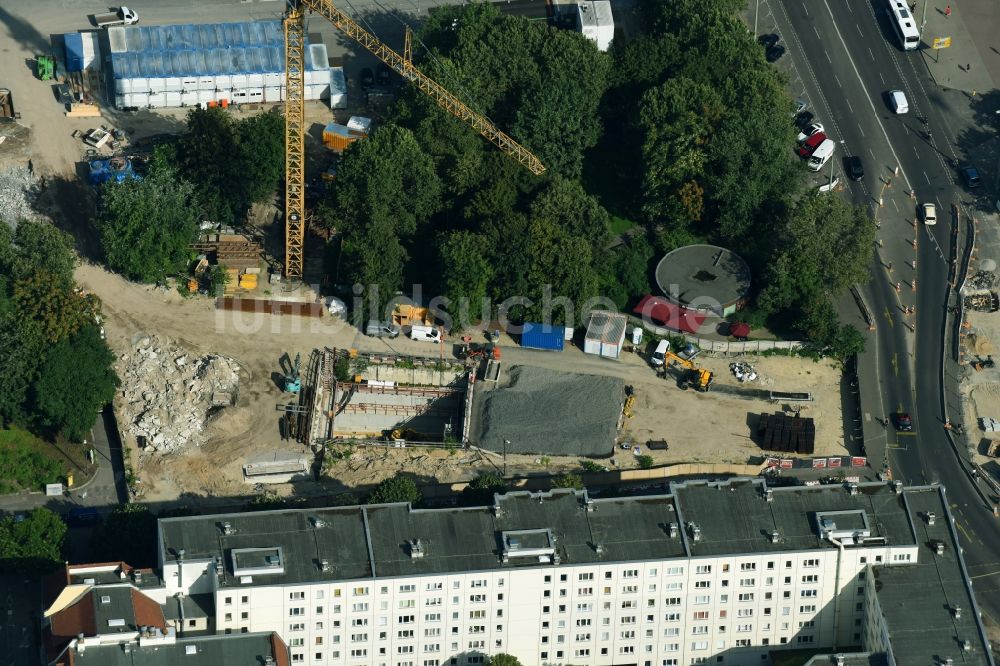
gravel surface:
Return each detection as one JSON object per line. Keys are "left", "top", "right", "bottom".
{"left": 474, "top": 365, "right": 625, "bottom": 456}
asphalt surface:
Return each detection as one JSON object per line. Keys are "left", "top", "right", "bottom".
{"left": 769, "top": 0, "right": 1000, "bottom": 631}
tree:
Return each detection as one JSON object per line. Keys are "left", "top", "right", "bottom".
{"left": 0, "top": 311, "right": 45, "bottom": 424}
{"left": 90, "top": 503, "right": 158, "bottom": 569}
{"left": 0, "top": 508, "right": 67, "bottom": 572}
{"left": 829, "top": 324, "right": 866, "bottom": 362}
{"left": 368, "top": 475, "right": 422, "bottom": 505}
{"left": 551, "top": 473, "right": 585, "bottom": 490}
{"left": 31, "top": 324, "right": 118, "bottom": 441}
{"left": 529, "top": 177, "right": 612, "bottom": 255}
{"left": 487, "top": 654, "right": 523, "bottom": 666}
{"left": 234, "top": 109, "right": 286, "bottom": 205}
{"left": 521, "top": 218, "right": 599, "bottom": 324}
{"left": 439, "top": 230, "right": 494, "bottom": 324}
{"left": 13, "top": 270, "right": 95, "bottom": 343}
{"left": 98, "top": 165, "right": 200, "bottom": 282}
{"left": 325, "top": 125, "right": 442, "bottom": 303}
{"left": 0, "top": 220, "right": 77, "bottom": 284}
{"left": 177, "top": 107, "right": 241, "bottom": 222}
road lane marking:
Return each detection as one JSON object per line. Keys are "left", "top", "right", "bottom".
{"left": 868, "top": 46, "right": 875, "bottom": 60}
{"left": 923, "top": 171, "right": 930, "bottom": 184}
{"left": 879, "top": 72, "right": 885, "bottom": 84}
{"left": 835, "top": 74, "right": 842, "bottom": 88}
{"left": 803, "top": 2, "right": 809, "bottom": 14}
{"left": 883, "top": 307, "right": 894, "bottom": 327}
{"left": 825, "top": 50, "right": 832, "bottom": 63}
{"left": 814, "top": 25, "right": 821, "bottom": 39}
{"left": 892, "top": 352, "right": 899, "bottom": 376}
{"left": 857, "top": 123, "right": 865, "bottom": 137}
{"left": 846, "top": 98, "right": 854, "bottom": 113}
{"left": 955, "top": 519, "right": 975, "bottom": 543}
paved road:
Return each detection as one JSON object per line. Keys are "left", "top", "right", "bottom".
{"left": 769, "top": 0, "right": 1000, "bottom": 630}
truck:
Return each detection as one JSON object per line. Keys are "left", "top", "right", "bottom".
{"left": 94, "top": 6, "right": 139, "bottom": 28}
{"left": 0, "top": 88, "right": 19, "bottom": 123}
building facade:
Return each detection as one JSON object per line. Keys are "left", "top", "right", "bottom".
{"left": 151, "top": 480, "right": 994, "bottom": 666}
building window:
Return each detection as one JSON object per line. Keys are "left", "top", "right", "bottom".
{"left": 695, "top": 565, "right": 712, "bottom": 575}
{"left": 290, "top": 592, "right": 306, "bottom": 600}
{"left": 579, "top": 573, "right": 594, "bottom": 581}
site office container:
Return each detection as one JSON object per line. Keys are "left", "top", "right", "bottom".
{"left": 520, "top": 322, "right": 566, "bottom": 351}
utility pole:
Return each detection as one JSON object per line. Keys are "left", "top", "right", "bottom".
{"left": 754, "top": 0, "right": 760, "bottom": 35}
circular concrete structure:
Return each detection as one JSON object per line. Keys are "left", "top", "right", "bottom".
{"left": 654, "top": 244, "right": 751, "bottom": 317}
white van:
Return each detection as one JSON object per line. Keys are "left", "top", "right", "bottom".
{"left": 408, "top": 325, "right": 442, "bottom": 343}
{"left": 650, "top": 339, "right": 669, "bottom": 366}
{"left": 807, "top": 139, "right": 835, "bottom": 171}
{"left": 888, "top": 90, "right": 908, "bottom": 114}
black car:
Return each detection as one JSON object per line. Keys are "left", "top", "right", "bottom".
{"left": 960, "top": 165, "right": 982, "bottom": 188}
{"left": 360, "top": 67, "right": 375, "bottom": 90}
{"left": 794, "top": 111, "right": 815, "bottom": 130}
{"left": 894, "top": 413, "right": 913, "bottom": 431}
{"left": 377, "top": 64, "right": 391, "bottom": 86}
{"left": 766, "top": 44, "right": 786, "bottom": 63}
{"left": 847, "top": 155, "right": 864, "bottom": 181}
{"left": 757, "top": 33, "right": 780, "bottom": 49}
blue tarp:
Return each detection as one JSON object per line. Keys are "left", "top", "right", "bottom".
{"left": 109, "top": 20, "right": 321, "bottom": 80}
{"left": 64, "top": 32, "right": 85, "bottom": 72}
{"left": 89, "top": 158, "right": 139, "bottom": 186}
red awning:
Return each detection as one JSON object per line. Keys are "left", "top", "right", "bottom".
{"left": 632, "top": 295, "right": 706, "bottom": 334}
{"left": 730, "top": 322, "right": 751, "bottom": 338}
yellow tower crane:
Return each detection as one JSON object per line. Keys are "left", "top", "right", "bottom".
{"left": 282, "top": 0, "right": 545, "bottom": 279}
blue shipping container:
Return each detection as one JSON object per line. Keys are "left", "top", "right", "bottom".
{"left": 520, "top": 322, "right": 565, "bottom": 351}
{"left": 64, "top": 32, "right": 85, "bottom": 73}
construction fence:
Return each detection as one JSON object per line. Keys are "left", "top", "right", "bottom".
{"left": 626, "top": 314, "right": 805, "bottom": 355}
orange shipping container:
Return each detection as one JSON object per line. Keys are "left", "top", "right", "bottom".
{"left": 322, "top": 122, "right": 359, "bottom": 152}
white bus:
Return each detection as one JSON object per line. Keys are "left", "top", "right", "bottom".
{"left": 887, "top": 0, "right": 920, "bottom": 50}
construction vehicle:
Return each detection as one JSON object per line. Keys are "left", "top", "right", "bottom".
{"left": 281, "top": 0, "right": 545, "bottom": 280}
{"left": 0, "top": 89, "right": 20, "bottom": 123}
{"left": 458, "top": 336, "right": 501, "bottom": 363}
{"left": 661, "top": 351, "right": 714, "bottom": 392}
{"left": 36, "top": 55, "right": 54, "bottom": 81}
{"left": 283, "top": 352, "right": 302, "bottom": 393}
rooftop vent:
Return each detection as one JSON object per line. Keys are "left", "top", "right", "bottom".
{"left": 953, "top": 606, "right": 962, "bottom": 620}
{"left": 769, "top": 531, "right": 780, "bottom": 544}
{"left": 834, "top": 656, "right": 846, "bottom": 666}
{"left": 122, "top": 643, "right": 131, "bottom": 653}
{"left": 963, "top": 640, "right": 972, "bottom": 652}
{"left": 933, "top": 540, "right": 946, "bottom": 555}
{"left": 944, "top": 659, "right": 954, "bottom": 666}
{"left": 185, "top": 645, "right": 197, "bottom": 655}
{"left": 594, "top": 543, "right": 605, "bottom": 555}
{"left": 847, "top": 483, "right": 859, "bottom": 496}
{"left": 214, "top": 556, "right": 224, "bottom": 577}
{"left": 311, "top": 517, "right": 326, "bottom": 529}
{"left": 689, "top": 523, "right": 702, "bottom": 542}
{"left": 118, "top": 568, "right": 126, "bottom": 579}
{"left": 668, "top": 523, "right": 678, "bottom": 538}
{"left": 83, "top": 578, "right": 96, "bottom": 585}
{"left": 132, "top": 570, "right": 142, "bottom": 583}
{"left": 926, "top": 511, "right": 937, "bottom": 525}
{"left": 221, "top": 522, "right": 234, "bottom": 535}
{"left": 265, "top": 657, "right": 276, "bottom": 666}
{"left": 409, "top": 539, "right": 425, "bottom": 559}
{"left": 892, "top": 480, "right": 903, "bottom": 494}
{"left": 100, "top": 595, "right": 111, "bottom": 604}
{"left": 107, "top": 618, "right": 125, "bottom": 627}
{"left": 320, "top": 559, "right": 331, "bottom": 573}
{"left": 764, "top": 489, "right": 774, "bottom": 502}
{"left": 584, "top": 499, "right": 595, "bottom": 512}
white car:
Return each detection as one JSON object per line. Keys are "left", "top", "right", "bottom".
{"left": 889, "top": 90, "right": 909, "bottom": 114}
{"left": 922, "top": 202, "right": 937, "bottom": 225}
{"left": 796, "top": 123, "right": 825, "bottom": 143}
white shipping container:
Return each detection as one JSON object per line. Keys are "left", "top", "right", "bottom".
{"left": 165, "top": 91, "right": 182, "bottom": 107}
{"left": 247, "top": 88, "right": 264, "bottom": 102}
{"left": 147, "top": 92, "right": 167, "bottom": 108}
{"left": 114, "top": 78, "right": 128, "bottom": 94}
{"left": 263, "top": 86, "right": 283, "bottom": 103}
{"left": 198, "top": 89, "right": 218, "bottom": 104}
{"left": 231, "top": 73, "right": 248, "bottom": 89}
{"left": 198, "top": 76, "right": 215, "bottom": 91}
{"left": 329, "top": 92, "right": 347, "bottom": 110}
{"left": 583, "top": 338, "right": 602, "bottom": 356}
{"left": 306, "top": 84, "right": 326, "bottom": 101}
{"left": 148, "top": 77, "right": 165, "bottom": 94}
{"left": 247, "top": 73, "right": 265, "bottom": 88}
{"left": 264, "top": 72, "right": 282, "bottom": 87}
{"left": 163, "top": 77, "right": 182, "bottom": 93}
{"left": 215, "top": 75, "right": 232, "bottom": 89}
{"left": 181, "top": 91, "right": 199, "bottom": 106}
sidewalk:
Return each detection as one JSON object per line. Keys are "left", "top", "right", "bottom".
{"left": 918, "top": 0, "right": 997, "bottom": 93}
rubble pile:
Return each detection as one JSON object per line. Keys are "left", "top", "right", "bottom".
{"left": 730, "top": 361, "right": 758, "bottom": 382}
{"left": 0, "top": 165, "right": 40, "bottom": 227}
{"left": 119, "top": 336, "right": 240, "bottom": 452}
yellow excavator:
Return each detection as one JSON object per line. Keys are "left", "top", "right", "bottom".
{"left": 661, "top": 351, "right": 714, "bottom": 393}
{"left": 282, "top": 0, "right": 545, "bottom": 279}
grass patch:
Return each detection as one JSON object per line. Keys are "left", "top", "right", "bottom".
{"left": 608, "top": 214, "right": 637, "bottom": 235}
{"left": 0, "top": 426, "right": 67, "bottom": 493}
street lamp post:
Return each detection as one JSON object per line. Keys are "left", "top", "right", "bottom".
{"left": 921, "top": 0, "right": 928, "bottom": 32}
{"left": 754, "top": 0, "right": 760, "bottom": 35}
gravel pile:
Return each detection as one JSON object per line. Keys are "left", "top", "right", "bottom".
{"left": 0, "top": 165, "right": 40, "bottom": 228}
{"left": 119, "top": 335, "right": 241, "bottom": 453}
{"left": 474, "top": 365, "right": 624, "bottom": 457}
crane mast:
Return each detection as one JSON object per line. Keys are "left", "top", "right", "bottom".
{"left": 282, "top": 0, "right": 544, "bottom": 279}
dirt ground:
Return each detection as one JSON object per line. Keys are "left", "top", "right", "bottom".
{"left": 960, "top": 309, "right": 1000, "bottom": 462}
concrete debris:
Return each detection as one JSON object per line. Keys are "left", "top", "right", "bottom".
{"left": 0, "top": 165, "right": 41, "bottom": 228}
{"left": 118, "top": 335, "right": 240, "bottom": 453}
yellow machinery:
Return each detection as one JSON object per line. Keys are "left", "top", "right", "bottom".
{"left": 283, "top": 0, "right": 545, "bottom": 279}
{"left": 662, "top": 351, "right": 714, "bottom": 393}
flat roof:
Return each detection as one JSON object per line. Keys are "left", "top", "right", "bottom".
{"left": 873, "top": 487, "right": 994, "bottom": 665}
{"left": 71, "top": 632, "right": 286, "bottom": 666}
{"left": 655, "top": 244, "right": 751, "bottom": 309}
{"left": 160, "top": 491, "right": 687, "bottom": 586}
{"left": 585, "top": 311, "right": 628, "bottom": 343}
{"left": 672, "top": 479, "right": 916, "bottom": 556}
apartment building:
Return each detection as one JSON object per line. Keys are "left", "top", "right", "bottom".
{"left": 150, "top": 479, "right": 993, "bottom": 666}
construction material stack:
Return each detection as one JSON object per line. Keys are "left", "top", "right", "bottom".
{"left": 757, "top": 412, "right": 816, "bottom": 454}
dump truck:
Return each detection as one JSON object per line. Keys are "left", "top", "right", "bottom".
{"left": 94, "top": 6, "right": 139, "bottom": 28}
{"left": 0, "top": 88, "right": 20, "bottom": 123}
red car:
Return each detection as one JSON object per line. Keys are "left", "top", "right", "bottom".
{"left": 797, "top": 132, "right": 827, "bottom": 157}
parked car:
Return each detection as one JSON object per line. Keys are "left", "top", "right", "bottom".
{"left": 797, "top": 131, "right": 827, "bottom": 158}
{"left": 796, "top": 123, "right": 825, "bottom": 143}
{"left": 360, "top": 67, "right": 375, "bottom": 89}
{"left": 766, "top": 44, "right": 786, "bottom": 62}
{"left": 894, "top": 413, "right": 913, "bottom": 431}
{"left": 847, "top": 155, "right": 864, "bottom": 181}
{"left": 366, "top": 320, "right": 399, "bottom": 338}
{"left": 408, "top": 325, "right": 442, "bottom": 343}
{"left": 377, "top": 64, "right": 391, "bottom": 86}
{"left": 794, "top": 99, "right": 808, "bottom": 115}
{"left": 757, "top": 34, "right": 780, "bottom": 50}
{"left": 960, "top": 165, "right": 982, "bottom": 188}
{"left": 922, "top": 202, "right": 937, "bottom": 225}
{"left": 794, "top": 111, "right": 815, "bottom": 130}
{"left": 650, "top": 339, "right": 669, "bottom": 367}
{"left": 888, "top": 90, "right": 908, "bottom": 114}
